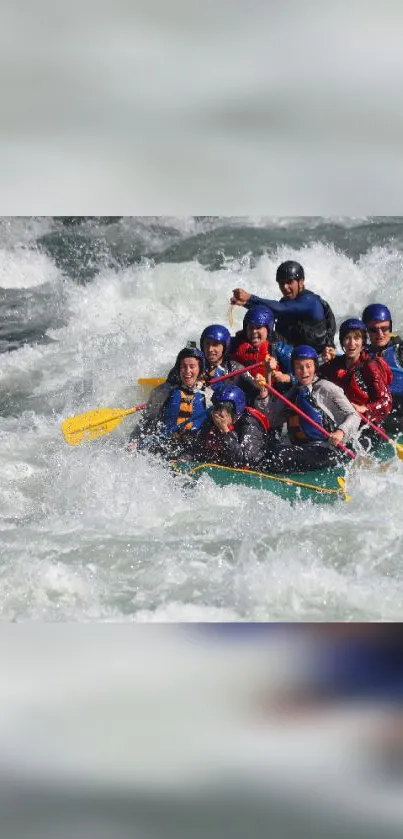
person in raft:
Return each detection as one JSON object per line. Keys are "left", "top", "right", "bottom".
{"left": 189, "top": 384, "right": 269, "bottom": 469}
{"left": 230, "top": 260, "right": 336, "bottom": 355}
{"left": 199, "top": 323, "right": 262, "bottom": 404}
{"left": 229, "top": 305, "right": 295, "bottom": 392}
{"left": 362, "top": 303, "right": 403, "bottom": 436}
{"left": 257, "top": 345, "right": 361, "bottom": 472}
{"left": 128, "top": 345, "right": 211, "bottom": 458}
{"left": 320, "top": 318, "right": 392, "bottom": 432}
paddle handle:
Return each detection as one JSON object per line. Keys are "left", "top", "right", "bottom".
{"left": 358, "top": 413, "right": 394, "bottom": 444}
{"left": 125, "top": 403, "right": 147, "bottom": 417}
{"left": 263, "top": 381, "right": 356, "bottom": 460}
{"left": 206, "top": 361, "right": 263, "bottom": 386}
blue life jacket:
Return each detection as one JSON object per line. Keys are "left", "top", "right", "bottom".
{"left": 379, "top": 342, "right": 403, "bottom": 394}
{"left": 272, "top": 340, "right": 297, "bottom": 385}
{"left": 287, "top": 386, "right": 330, "bottom": 443}
{"left": 206, "top": 364, "right": 227, "bottom": 388}
{"left": 160, "top": 387, "right": 207, "bottom": 434}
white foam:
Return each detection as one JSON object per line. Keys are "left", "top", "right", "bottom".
{"left": 0, "top": 244, "right": 60, "bottom": 289}
{"left": 1, "top": 229, "right": 403, "bottom": 621}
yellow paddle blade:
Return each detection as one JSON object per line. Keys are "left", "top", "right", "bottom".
{"left": 137, "top": 377, "right": 166, "bottom": 388}
{"left": 337, "top": 476, "right": 351, "bottom": 502}
{"left": 61, "top": 404, "right": 145, "bottom": 446}
{"left": 395, "top": 441, "right": 403, "bottom": 461}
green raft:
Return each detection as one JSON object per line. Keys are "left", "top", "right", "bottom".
{"left": 171, "top": 442, "right": 395, "bottom": 505}
{"left": 171, "top": 460, "right": 349, "bottom": 505}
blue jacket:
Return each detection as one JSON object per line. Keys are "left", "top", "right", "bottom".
{"left": 368, "top": 337, "right": 403, "bottom": 395}
{"left": 246, "top": 290, "right": 336, "bottom": 351}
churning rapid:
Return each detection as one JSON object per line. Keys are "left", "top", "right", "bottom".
{"left": 1, "top": 216, "right": 403, "bottom": 621}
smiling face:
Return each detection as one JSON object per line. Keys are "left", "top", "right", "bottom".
{"left": 367, "top": 320, "right": 391, "bottom": 349}
{"left": 293, "top": 358, "right": 316, "bottom": 386}
{"left": 179, "top": 357, "right": 201, "bottom": 388}
{"left": 246, "top": 324, "right": 268, "bottom": 348}
{"left": 342, "top": 329, "right": 364, "bottom": 362}
{"left": 202, "top": 338, "right": 224, "bottom": 366}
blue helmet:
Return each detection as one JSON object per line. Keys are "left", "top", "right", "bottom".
{"left": 211, "top": 384, "right": 246, "bottom": 419}
{"left": 243, "top": 306, "right": 275, "bottom": 335}
{"left": 200, "top": 324, "right": 231, "bottom": 355}
{"left": 339, "top": 318, "right": 367, "bottom": 345}
{"left": 291, "top": 345, "right": 318, "bottom": 367}
{"left": 362, "top": 303, "right": 392, "bottom": 329}
{"left": 174, "top": 346, "right": 206, "bottom": 373}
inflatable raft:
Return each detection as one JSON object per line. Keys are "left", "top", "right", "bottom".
{"left": 171, "top": 460, "right": 349, "bottom": 505}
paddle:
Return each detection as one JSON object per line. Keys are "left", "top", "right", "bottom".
{"left": 62, "top": 362, "right": 264, "bottom": 446}
{"left": 62, "top": 403, "right": 147, "bottom": 446}
{"left": 262, "top": 380, "right": 357, "bottom": 459}
{"left": 138, "top": 377, "right": 166, "bottom": 387}
{"left": 138, "top": 361, "right": 264, "bottom": 390}
{"left": 357, "top": 413, "right": 403, "bottom": 460}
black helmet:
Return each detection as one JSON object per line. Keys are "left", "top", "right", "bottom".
{"left": 276, "top": 260, "right": 305, "bottom": 283}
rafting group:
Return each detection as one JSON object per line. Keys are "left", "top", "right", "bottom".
{"left": 126, "top": 260, "right": 403, "bottom": 473}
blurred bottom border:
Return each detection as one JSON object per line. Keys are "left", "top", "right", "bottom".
{"left": 1, "top": 624, "right": 403, "bottom": 839}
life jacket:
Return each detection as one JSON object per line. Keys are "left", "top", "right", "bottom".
{"left": 160, "top": 387, "right": 207, "bottom": 434}
{"left": 205, "top": 361, "right": 242, "bottom": 390}
{"left": 287, "top": 386, "right": 335, "bottom": 444}
{"left": 230, "top": 338, "right": 275, "bottom": 377}
{"left": 277, "top": 294, "right": 336, "bottom": 353}
{"left": 377, "top": 339, "right": 403, "bottom": 395}
{"left": 323, "top": 350, "right": 392, "bottom": 397}
{"left": 246, "top": 406, "right": 270, "bottom": 431}
{"left": 336, "top": 355, "right": 391, "bottom": 404}
{"left": 204, "top": 363, "right": 227, "bottom": 387}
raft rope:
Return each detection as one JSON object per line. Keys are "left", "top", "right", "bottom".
{"left": 171, "top": 461, "right": 349, "bottom": 499}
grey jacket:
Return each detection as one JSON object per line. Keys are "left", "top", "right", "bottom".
{"left": 259, "top": 377, "right": 361, "bottom": 443}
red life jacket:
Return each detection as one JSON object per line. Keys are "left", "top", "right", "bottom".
{"left": 321, "top": 351, "right": 393, "bottom": 424}
{"left": 246, "top": 406, "right": 270, "bottom": 431}
{"left": 331, "top": 354, "right": 392, "bottom": 405}
{"left": 230, "top": 339, "right": 277, "bottom": 377}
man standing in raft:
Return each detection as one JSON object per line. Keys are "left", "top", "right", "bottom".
{"left": 230, "top": 260, "right": 336, "bottom": 355}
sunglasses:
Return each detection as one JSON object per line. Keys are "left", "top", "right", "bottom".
{"left": 368, "top": 325, "right": 390, "bottom": 334}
